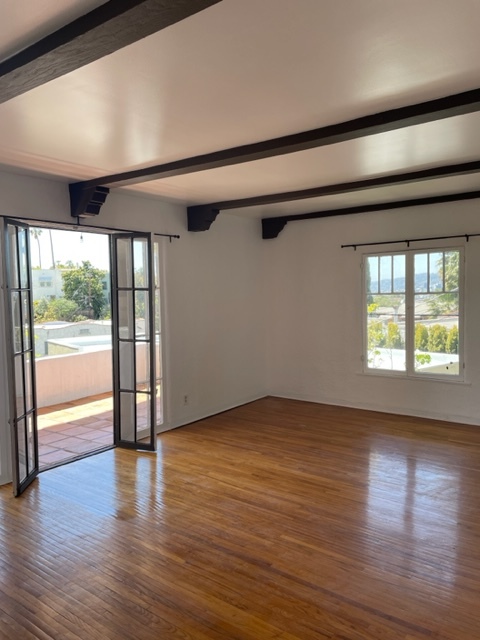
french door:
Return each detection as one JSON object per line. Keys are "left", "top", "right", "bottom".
{"left": 2, "top": 223, "right": 158, "bottom": 495}
{"left": 111, "top": 233, "right": 156, "bottom": 451}
{"left": 3, "top": 220, "right": 39, "bottom": 496}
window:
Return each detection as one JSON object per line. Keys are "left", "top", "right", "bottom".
{"left": 364, "top": 248, "right": 463, "bottom": 379}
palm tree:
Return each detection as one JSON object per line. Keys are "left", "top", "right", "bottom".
{"left": 48, "top": 229, "right": 55, "bottom": 269}
{"left": 30, "top": 228, "right": 43, "bottom": 268}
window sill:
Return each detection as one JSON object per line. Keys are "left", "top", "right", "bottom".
{"left": 358, "top": 369, "right": 471, "bottom": 386}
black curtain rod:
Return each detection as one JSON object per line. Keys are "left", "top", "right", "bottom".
{"left": 153, "top": 232, "right": 181, "bottom": 242}
{"left": 73, "top": 217, "right": 180, "bottom": 242}
{"left": 0, "top": 215, "right": 180, "bottom": 242}
{"left": 341, "top": 232, "right": 480, "bottom": 250}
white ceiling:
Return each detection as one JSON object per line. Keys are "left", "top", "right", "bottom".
{"left": 0, "top": 0, "right": 108, "bottom": 59}
{"left": 1, "top": 0, "right": 480, "bottom": 220}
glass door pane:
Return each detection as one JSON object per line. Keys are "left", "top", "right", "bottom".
{"left": 3, "top": 220, "right": 39, "bottom": 495}
{"left": 154, "top": 240, "right": 163, "bottom": 426}
{"left": 111, "top": 234, "right": 156, "bottom": 451}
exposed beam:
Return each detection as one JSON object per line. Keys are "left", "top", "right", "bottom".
{"left": 0, "top": 0, "right": 222, "bottom": 104}
{"left": 262, "top": 190, "right": 480, "bottom": 239}
{"left": 69, "top": 183, "right": 109, "bottom": 218}
{"left": 71, "top": 87, "right": 480, "bottom": 194}
{"left": 210, "top": 159, "right": 480, "bottom": 211}
{"left": 187, "top": 205, "right": 219, "bottom": 231}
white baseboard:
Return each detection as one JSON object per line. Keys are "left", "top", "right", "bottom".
{"left": 159, "top": 393, "right": 267, "bottom": 433}
{"left": 270, "top": 390, "right": 480, "bottom": 427}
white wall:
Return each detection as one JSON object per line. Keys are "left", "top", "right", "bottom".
{"left": 264, "top": 201, "right": 480, "bottom": 426}
{"left": 100, "top": 189, "right": 267, "bottom": 428}
{"left": 0, "top": 170, "right": 267, "bottom": 483}
{"left": 3, "top": 165, "right": 480, "bottom": 490}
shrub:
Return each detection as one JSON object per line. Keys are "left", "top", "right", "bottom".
{"left": 428, "top": 324, "right": 448, "bottom": 353}
{"left": 446, "top": 325, "right": 459, "bottom": 354}
{"left": 368, "top": 320, "right": 385, "bottom": 351}
{"left": 34, "top": 298, "right": 84, "bottom": 323}
{"left": 415, "top": 323, "right": 429, "bottom": 351}
{"left": 385, "top": 322, "right": 403, "bottom": 349}
{"left": 415, "top": 353, "right": 432, "bottom": 367}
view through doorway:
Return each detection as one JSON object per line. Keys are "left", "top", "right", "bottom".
{"left": 31, "top": 228, "right": 114, "bottom": 468}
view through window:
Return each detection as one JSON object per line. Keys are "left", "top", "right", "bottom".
{"left": 365, "top": 248, "right": 462, "bottom": 378}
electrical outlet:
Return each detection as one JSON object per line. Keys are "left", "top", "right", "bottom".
{"left": 183, "top": 395, "right": 188, "bottom": 406}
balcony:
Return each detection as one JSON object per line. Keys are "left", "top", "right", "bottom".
{"left": 37, "top": 392, "right": 114, "bottom": 467}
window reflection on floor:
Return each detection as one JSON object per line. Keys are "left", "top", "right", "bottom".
{"left": 367, "top": 445, "right": 459, "bottom": 585}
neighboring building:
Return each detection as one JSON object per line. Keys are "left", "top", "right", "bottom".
{"left": 34, "top": 320, "right": 112, "bottom": 357}
{"left": 31, "top": 268, "right": 111, "bottom": 303}
{"left": 31, "top": 268, "right": 64, "bottom": 301}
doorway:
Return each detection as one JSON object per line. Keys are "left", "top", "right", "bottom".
{"left": 32, "top": 228, "right": 114, "bottom": 468}
{"left": 3, "top": 220, "right": 164, "bottom": 495}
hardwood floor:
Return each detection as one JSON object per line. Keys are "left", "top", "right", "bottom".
{"left": 1, "top": 397, "right": 480, "bottom": 639}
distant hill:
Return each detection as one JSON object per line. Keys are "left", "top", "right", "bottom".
{"left": 370, "top": 272, "right": 442, "bottom": 294}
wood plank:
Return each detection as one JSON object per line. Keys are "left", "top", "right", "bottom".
{"left": 0, "top": 0, "right": 222, "bottom": 104}
{"left": 1, "top": 397, "right": 480, "bottom": 639}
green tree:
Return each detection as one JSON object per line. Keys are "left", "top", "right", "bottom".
{"left": 62, "top": 261, "right": 107, "bottom": 319}
{"left": 428, "top": 324, "right": 448, "bottom": 353}
{"left": 443, "top": 251, "right": 460, "bottom": 291}
{"left": 428, "top": 251, "right": 459, "bottom": 316}
{"left": 34, "top": 297, "right": 85, "bottom": 323}
{"left": 33, "top": 298, "right": 49, "bottom": 323}
{"left": 446, "top": 325, "right": 459, "bottom": 354}
{"left": 385, "top": 322, "right": 403, "bottom": 349}
{"left": 415, "top": 323, "right": 429, "bottom": 351}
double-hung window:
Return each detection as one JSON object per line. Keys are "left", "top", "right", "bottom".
{"left": 364, "top": 247, "right": 463, "bottom": 379}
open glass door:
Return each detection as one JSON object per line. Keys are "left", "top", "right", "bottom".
{"left": 111, "top": 233, "right": 156, "bottom": 451}
{"left": 3, "top": 220, "right": 39, "bottom": 495}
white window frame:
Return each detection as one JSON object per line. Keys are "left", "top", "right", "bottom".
{"left": 362, "top": 244, "right": 465, "bottom": 382}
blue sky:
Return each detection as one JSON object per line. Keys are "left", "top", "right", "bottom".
{"left": 369, "top": 252, "right": 441, "bottom": 283}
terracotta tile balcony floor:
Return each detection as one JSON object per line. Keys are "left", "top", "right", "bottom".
{"left": 37, "top": 392, "right": 114, "bottom": 469}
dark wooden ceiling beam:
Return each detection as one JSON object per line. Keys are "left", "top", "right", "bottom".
{"left": 262, "top": 190, "right": 480, "bottom": 239}
{"left": 0, "top": 0, "right": 222, "bottom": 104}
{"left": 210, "top": 159, "right": 480, "bottom": 210}
{"left": 70, "top": 87, "right": 480, "bottom": 195}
